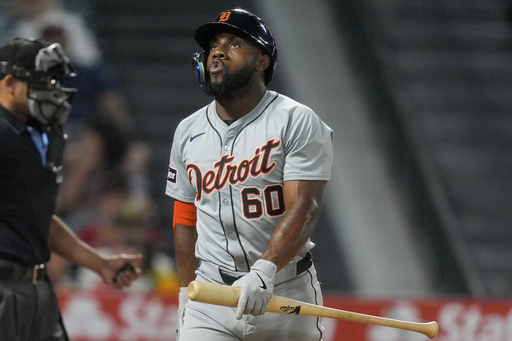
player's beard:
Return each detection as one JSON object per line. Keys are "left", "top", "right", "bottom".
{"left": 204, "top": 63, "right": 254, "bottom": 97}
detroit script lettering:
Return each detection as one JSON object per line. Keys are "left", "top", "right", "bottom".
{"left": 187, "top": 139, "right": 281, "bottom": 201}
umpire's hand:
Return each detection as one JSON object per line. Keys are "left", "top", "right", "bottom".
{"left": 99, "top": 253, "right": 143, "bottom": 289}
{"left": 232, "top": 259, "right": 277, "bottom": 319}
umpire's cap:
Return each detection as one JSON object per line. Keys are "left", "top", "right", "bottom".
{"left": 0, "top": 37, "right": 49, "bottom": 79}
{"left": 194, "top": 8, "right": 278, "bottom": 85}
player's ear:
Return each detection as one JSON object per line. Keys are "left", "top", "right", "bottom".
{"left": 256, "top": 54, "right": 270, "bottom": 72}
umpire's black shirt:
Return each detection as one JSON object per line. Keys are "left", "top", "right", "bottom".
{"left": 0, "top": 104, "right": 60, "bottom": 266}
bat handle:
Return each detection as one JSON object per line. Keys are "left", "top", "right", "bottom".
{"left": 188, "top": 280, "right": 240, "bottom": 306}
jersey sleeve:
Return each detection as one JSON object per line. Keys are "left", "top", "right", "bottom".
{"left": 165, "top": 123, "right": 196, "bottom": 203}
{"left": 282, "top": 107, "right": 333, "bottom": 181}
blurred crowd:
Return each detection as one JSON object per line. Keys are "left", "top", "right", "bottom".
{"left": 0, "top": 0, "right": 178, "bottom": 296}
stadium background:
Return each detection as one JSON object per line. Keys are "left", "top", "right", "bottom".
{"left": 2, "top": 0, "right": 512, "bottom": 339}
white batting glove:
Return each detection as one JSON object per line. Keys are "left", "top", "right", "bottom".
{"left": 233, "top": 259, "right": 277, "bottom": 320}
{"left": 176, "top": 287, "right": 188, "bottom": 340}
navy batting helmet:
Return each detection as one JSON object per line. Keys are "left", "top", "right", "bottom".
{"left": 194, "top": 8, "right": 277, "bottom": 85}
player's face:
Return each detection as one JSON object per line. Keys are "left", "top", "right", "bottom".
{"left": 204, "top": 33, "right": 264, "bottom": 97}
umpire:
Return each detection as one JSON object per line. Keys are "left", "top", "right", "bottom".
{"left": 0, "top": 37, "right": 142, "bottom": 340}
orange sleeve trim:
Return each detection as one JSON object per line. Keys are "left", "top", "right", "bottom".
{"left": 173, "top": 200, "right": 197, "bottom": 230}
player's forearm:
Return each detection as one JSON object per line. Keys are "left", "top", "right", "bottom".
{"left": 260, "top": 180, "right": 326, "bottom": 271}
{"left": 174, "top": 223, "right": 199, "bottom": 286}
{"left": 261, "top": 204, "right": 320, "bottom": 271}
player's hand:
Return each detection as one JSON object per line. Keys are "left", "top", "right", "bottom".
{"left": 176, "top": 287, "right": 188, "bottom": 340}
{"left": 99, "top": 253, "right": 143, "bottom": 289}
{"left": 232, "top": 259, "right": 277, "bottom": 319}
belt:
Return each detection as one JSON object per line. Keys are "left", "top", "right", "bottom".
{"left": 0, "top": 260, "right": 48, "bottom": 284}
{"left": 219, "top": 252, "right": 313, "bottom": 285}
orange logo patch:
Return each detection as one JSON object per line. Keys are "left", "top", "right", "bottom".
{"left": 219, "top": 11, "right": 231, "bottom": 22}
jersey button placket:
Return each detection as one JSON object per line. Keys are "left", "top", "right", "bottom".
{"left": 222, "top": 129, "right": 247, "bottom": 273}
{"left": 223, "top": 130, "right": 235, "bottom": 153}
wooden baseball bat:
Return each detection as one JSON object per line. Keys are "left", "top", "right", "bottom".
{"left": 188, "top": 280, "right": 438, "bottom": 339}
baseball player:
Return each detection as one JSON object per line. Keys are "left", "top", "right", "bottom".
{"left": 166, "top": 9, "right": 333, "bottom": 340}
{"left": 0, "top": 37, "right": 142, "bottom": 341}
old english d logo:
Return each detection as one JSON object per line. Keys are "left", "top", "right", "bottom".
{"left": 219, "top": 11, "right": 231, "bottom": 22}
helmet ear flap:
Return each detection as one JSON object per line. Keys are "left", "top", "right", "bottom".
{"left": 192, "top": 51, "right": 206, "bottom": 87}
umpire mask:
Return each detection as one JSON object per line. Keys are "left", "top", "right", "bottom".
{"left": 27, "top": 43, "right": 76, "bottom": 128}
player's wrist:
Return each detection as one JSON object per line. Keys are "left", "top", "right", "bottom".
{"left": 177, "top": 287, "right": 188, "bottom": 339}
{"left": 179, "top": 286, "right": 188, "bottom": 297}
{"left": 252, "top": 259, "right": 277, "bottom": 280}
{"left": 178, "top": 287, "right": 188, "bottom": 305}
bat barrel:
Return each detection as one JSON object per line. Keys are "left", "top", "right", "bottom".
{"left": 420, "top": 321, "right": 438, "bottom": 339}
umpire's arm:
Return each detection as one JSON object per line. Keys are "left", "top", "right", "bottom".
{"left": 49, "top": 215, "right": 142, "bottom": 288}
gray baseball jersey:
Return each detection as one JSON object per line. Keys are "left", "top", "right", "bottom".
{"left": 166, "top": 90, "right": 333, "bottom": 272}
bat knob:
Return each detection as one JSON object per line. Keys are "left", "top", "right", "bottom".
{"left": 187, "top": 280, "right": 199, "bottom": 300}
